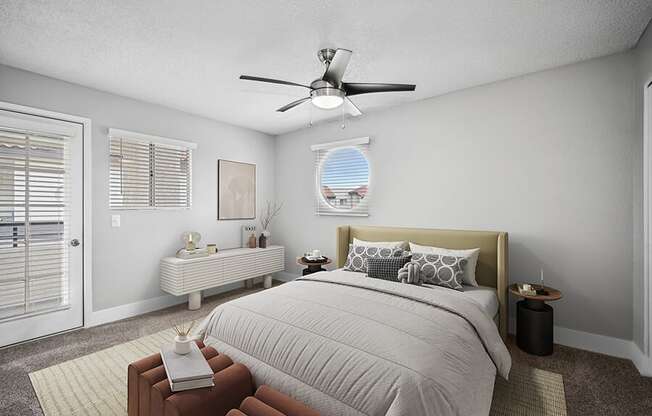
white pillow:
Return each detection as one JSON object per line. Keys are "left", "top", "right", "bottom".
{"left": 409, "top": 242, "right": 481, "bottom": 287}
{"left": 353, "top": 238, "right": 407, "bottom": 250}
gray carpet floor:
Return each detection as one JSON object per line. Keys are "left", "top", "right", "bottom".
{"left": 1, "top": 281, "right": 651, "bottom": 416}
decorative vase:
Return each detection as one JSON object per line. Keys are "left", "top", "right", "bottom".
{"left": 259, "top": 233, "right": 267, "bottom": 248}
{"left": 174, "top": 335, "right": 191, "bottom": 355}
{"left": 248, "top": 233, "right": 257, "bottom": 248}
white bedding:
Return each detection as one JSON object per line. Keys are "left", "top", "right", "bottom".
{"left": 340, "top": 269, "right": 500, "bottom": 318}
{"left": 461, "top": 285, "right": 500, "bottom": 318}
{"left": 197, "top": 271, "right": 511, "bottom": 416}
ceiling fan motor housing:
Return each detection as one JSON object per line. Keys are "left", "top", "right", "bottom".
{"left": 310, "top": 79, "right": 345, "bottom": 109}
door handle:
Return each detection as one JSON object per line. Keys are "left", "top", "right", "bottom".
{"left": 70, "top": 239, "right": 80, "bottom": 247}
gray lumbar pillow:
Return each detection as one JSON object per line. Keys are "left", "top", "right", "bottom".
{"left": 367, "top": 255, "right": 412, "bottom": 281}
{"left": 409, "top": 252, "right": 468, "bottom": 290}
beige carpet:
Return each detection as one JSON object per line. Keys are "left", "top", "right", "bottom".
{"left": 30, "top": 328, "right": 567, "bottom": 416}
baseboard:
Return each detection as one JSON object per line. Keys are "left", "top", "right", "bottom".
{"left": 86, "top": 281, "right": 244, "bottom": 328}
{"left": 509, "top": 317, "right": 652, "bottom": 376}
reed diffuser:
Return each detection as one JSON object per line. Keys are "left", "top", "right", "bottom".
{"left": 172, "top": 321, "right": 195, "bottom": 355}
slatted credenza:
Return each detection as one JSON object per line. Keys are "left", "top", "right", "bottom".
{"left": 160, "top": 245, "right": 285, "bottom": 310}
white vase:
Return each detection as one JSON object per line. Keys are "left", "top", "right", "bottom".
{"left": 174, "top": 335, "right": 192, "bottom": 355}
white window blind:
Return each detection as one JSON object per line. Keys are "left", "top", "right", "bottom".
{"left": 312, "top": 137, "right": 370, "bottom": 216}
{"left": 109, "top": 129, "right": 194, "bottom": 209}
{"left": 0, "top": 128, "right": 71, "bottom": 319}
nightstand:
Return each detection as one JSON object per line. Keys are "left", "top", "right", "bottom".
{"left": 297, "top": 257, "right": 332, "bottom": 276}
{"left": 509, "top": 283, "right": 562, "bottom": 356}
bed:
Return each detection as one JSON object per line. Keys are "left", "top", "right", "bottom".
{"left": 197, "top": 225, "right": 511, "bottom": 416}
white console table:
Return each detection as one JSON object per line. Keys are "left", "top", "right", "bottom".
{"left": 160, "top": 245, "right": 285, "bottom": 310}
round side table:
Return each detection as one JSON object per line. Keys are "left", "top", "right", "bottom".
{"left": 297, "top": 257, "right": 332, "bottom": 276}
{"left": 509, "top": 283, "right": 562, "bottom": 356}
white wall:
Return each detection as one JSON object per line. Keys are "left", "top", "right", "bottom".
{"left": 0, "top": 64, "right": 276, "bottom": 312}
{"left": 633, "top": 23, "right": 652, "bottom": 352}
{"left": 274, "top": 52, "right": 637, "bottom": 340}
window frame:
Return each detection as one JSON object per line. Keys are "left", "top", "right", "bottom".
{"left": 312, "top": 137, "right": 370, "bottom": 217}
{"left": 108, "top": 128, "right": 196, "bottom": 210}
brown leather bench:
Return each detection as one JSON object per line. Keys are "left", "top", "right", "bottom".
{"left": 227, "top": 385, "right": 320, "bottom": 416}
{"left": 127, "top": 341, "right": 254, "bottom": 416}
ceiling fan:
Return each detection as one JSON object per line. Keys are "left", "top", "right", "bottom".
{"left": 239, "top": 48, "right": 416, "bottom": 115}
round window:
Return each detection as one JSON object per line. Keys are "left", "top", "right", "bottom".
{"left": 319, "top": 147, "right": 369, "bottom": 210}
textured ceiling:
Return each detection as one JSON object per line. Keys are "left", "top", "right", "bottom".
{"left": 1, "top": 1, "right": 651, "bottom": 135}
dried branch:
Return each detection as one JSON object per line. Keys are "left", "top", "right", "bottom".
{"left": 260, "top": 200, "right": 283, "bottom": 231}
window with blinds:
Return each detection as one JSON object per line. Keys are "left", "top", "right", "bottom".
{"left": 0, "top": 129, "right": 71, "bottom": 319}
{"left": 312, "top": 137, "right": 370, "bottom": 216}
{"left": 109, "top": 129, "right": 194, "bottom": 209}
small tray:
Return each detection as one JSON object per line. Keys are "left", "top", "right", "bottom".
{"left": 302, "top": 256, "right": 329, "bottom": 264}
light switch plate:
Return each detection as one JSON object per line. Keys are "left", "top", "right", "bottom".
{"left": 111, "top": 214, "right": 121, "bottom": 228}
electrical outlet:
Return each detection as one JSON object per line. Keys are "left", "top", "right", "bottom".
{"left": 111, "top": 214, "right": 121, "bottom": 228}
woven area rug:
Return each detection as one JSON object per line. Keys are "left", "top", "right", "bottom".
{"left": 30, "top": 328, "right": 567, "bottom": 416}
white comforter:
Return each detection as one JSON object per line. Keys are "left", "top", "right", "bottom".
{"left": 197, "top": 271, "right": 511, "bottom": 416}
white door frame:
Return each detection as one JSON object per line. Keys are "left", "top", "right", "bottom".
{"left": 0, "top": 100, "right": 93, "bottom": 333}
{"left": 644, "top": 79, "right": 652, "bottom": 358}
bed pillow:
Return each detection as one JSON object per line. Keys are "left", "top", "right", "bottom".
{"left": 353, "top": 238, "right": 408, "bottom": 250}
{"left": 344, "top": 244, "right": 404, "bottom": 273}
{"left": 367, "top": 255, "right": 412, "bottom": 281}
{"left": 411, "top": 252, "right": 467, "bottom": 291}
{"left": 409, "top": 243, "right": 480, "bottom": 286}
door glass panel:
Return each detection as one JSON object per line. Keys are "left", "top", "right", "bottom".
{"left": 0, "top": 131, "right": 70, "bottom": 320}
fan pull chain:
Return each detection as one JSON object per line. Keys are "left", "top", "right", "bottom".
{"left": 308, "top": 102, "right": 314, "bottom": 128}
{"left": 340, "top": 106, "right": 346, "bottom": 129}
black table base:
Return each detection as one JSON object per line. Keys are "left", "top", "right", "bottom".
{"left": 516, "top": 299, "right": 554, "bottom": 356}
{"left": 302, "top": 264, "right": 327, "bottom": 275}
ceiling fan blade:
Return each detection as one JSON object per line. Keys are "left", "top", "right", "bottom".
{"left": 276, "top": 97, "right": 311, "bottom": 112}
{"left": 342, "top": 82, "right": 416, "bottom": 96}
{"left": 345, "top": 97, "right": 362, "bottom": 117}
{"left": 240, "top": 75, "right": 310, "bottom": 89}
{"left": 322, "top": 49, "right": 352, "bottom": 87}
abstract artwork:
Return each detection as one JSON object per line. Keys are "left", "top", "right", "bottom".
{"left": 217, "top": 159, "right": 256, "bottom": 220}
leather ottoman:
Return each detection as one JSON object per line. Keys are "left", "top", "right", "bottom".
{"left": 128, "top": 341, "right": 253, "bottom": 416}
{"left": 227, "top": 385, "right": 320, "bottom": 416}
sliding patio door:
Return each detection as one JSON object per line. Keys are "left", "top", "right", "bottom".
{"left": 0, "top": 109, "right": 83, "bottom": 347}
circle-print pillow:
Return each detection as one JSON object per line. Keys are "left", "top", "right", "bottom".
{"left": 411, "top": 252, "right": 467, "bottom": 290}
{"left": 344, "top": 244, "right": 404, "bottom": 273}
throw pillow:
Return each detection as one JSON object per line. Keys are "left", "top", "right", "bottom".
{"left": 344, "top": 244, "right": 404, "bottom": 273}
{"left": 409, "top": 243, "right": 480, "bottom": 286}
{"left": 411, "top": 252, "right": 467, "bottom": 290}
{"left": 367, "top": 255, "right": 412, "bottom": 281}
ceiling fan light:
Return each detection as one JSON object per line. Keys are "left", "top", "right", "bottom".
{"left": 311, "top": 87, "right": 345, "bottom": 110}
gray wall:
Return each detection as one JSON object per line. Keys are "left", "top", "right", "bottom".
{"left": 0, "top": 64, "right": 276, "bottom": 312}
{"left": 274, "top": 52, "right": 637, "bottom": 340}
{"left": 633, "top": 24, "right": 652, "bottom": 351}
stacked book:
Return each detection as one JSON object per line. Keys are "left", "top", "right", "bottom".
{"left": 160, "top": 342, "right": 214, "bottom": 392}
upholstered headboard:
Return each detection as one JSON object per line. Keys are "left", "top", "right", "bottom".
{"left": 336, "top": 225, "right": 509, "bottom": 339}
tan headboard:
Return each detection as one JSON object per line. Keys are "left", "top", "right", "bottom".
{"left": 336, "top": 225, "right": 509, "bottom": 339}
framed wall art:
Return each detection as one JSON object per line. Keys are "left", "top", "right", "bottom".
{"left": 217, "top": 159, "right": 256, "bottom": 220}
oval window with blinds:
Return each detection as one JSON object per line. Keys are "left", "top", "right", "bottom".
{"left": 312, "top": 137, "right": 370, "bottom": 216}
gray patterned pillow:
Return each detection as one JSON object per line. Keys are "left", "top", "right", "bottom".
{"left": 344, "top": 244, "right": 404, "bottom": 273}
{"left": 411, "top": 252, "right": 467, "bottom": 290}
{"left": 367, "top": 255, "right": 412, "bottom": 281}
